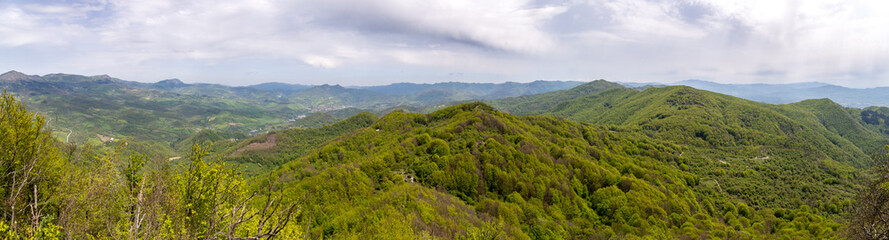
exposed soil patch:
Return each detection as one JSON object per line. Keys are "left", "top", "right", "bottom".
{"left": 232, "top": 134, "right": 278, "bottom": 156}
{"left": 97, "top": 134, "right": 113, "bottom": 143}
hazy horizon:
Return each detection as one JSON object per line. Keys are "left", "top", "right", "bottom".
{"left": 9, "top": 69, "right": 889, "bottom": 90}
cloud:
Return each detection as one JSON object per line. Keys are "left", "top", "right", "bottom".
{"left": 0, "top": 0, "right": 888, "bottom": 87}
{"left": 302, "top": 55, "right": 339, "bottom": 69}
{"left": 24, "top": 0, "right": 562, "bottom": 76}
{"left": 0, "top": 6, "right": 87, "bottom": 46}
{"left": 540, "top": 0, "right": 889, "bottom": 87}
{"left": 296, "top": 0, "right": 566, "bottom": 53}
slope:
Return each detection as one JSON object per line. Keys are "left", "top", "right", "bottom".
{"left": 488, "top": 79, "right": 625, "bottom": 115}
{"left": 0, "top": 70, "right": 604, "bottom": 158}
{"left": 259, "top": 103, "right": 839, "bottom": 239}
{"left": 220, "top": 112, "right": 378, "bottom": 175}
{"left": 0, "top": 72, "right": 304, "bottom": 157}
{"left": 789, "top": 98, "right": 889, "bottom": 154}
{"left": 850, "top": 106, "right": 889, "bottom": 142}
{"left": 516, "top": 85, "right": 877, "bottom": 210}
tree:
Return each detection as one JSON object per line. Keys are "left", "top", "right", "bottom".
{"left": 179, "top": 143, "right": 299, "bottom": 240}
{"left": 848, "top": 146, "right": 889, "bottom": 240}
{"left": 0, "top": 90, "right": 64, "bottom": 238}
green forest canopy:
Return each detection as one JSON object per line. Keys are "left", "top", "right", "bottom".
{"left": 3, "top": 80, "right": 889, "bottom": 239}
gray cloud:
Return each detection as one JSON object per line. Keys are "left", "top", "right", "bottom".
{"left": 0, "top": 0, "right": 887, "bottom": 87}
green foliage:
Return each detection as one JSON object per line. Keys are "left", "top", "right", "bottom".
{"left": 0, "top": 90, "right": 65, "bottom": 238}
{"left": 6, "top": 76, "right": 885, "bottom": 238}
{"left": 222, "top": 112, "right": 377, "bottom": 175}
{"left": 489, "top": 80, "right": 624, "bottom": 115}
{"left": 260, "top": 102, "right": 845, "bottom": 238}
{"left": 177, "top": 143, "right": 245, "bottom": 238}
{"left": 496, "top": 84, "right": 880, "bottom": 213}
{"left": 847, "top": 146, "right": 889, "bottom": 239}
{"left": 1, "top": 71, "right": 585, "bottom": 160}
{"left": 2, "top": 91, "right": 302, "bottom": 238}
{"left": 3, "top": 74, "right": 312, "bottom": 158}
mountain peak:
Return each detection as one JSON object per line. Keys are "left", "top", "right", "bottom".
{"left": 94, "top": 74, "right": 114, "bottom": 80}
{"left": 317, "top": 84, "right": 344, "bottom": 89}
{"left": 152, "top": 78, "right": 188, "bottom": 89}
{"left": 428, "top": 102, "right": 501, "bottom": 121}
{"left": 675, "top": 79, "right": 714, "bottom": 85}
{"left": 570, "top": 79, "right": 624, "bottom": 93}
{"left": 157, "top": 78, "right": 185, "bottom": 85}
{"left": 0, "top": 70, "right": 41, "bottom": 82}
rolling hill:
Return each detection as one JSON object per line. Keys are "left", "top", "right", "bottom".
{"left": 219, "top": 112, "right": 378, "bottom": 175}
{"left": 250, "top": 102, "right": 842, "bottom": 238}
{"left": 0, "top": 71, "right": 302, "bottom": 157}
{"left": 493, "top": 81, "right": 889, "bottom": 211}
{"left": 488, "top": 79, "right": 625, "bottom": 115}
{"left": 0, "top": 70, "right": 585, "bottom": 157}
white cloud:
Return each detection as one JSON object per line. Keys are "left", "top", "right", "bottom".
{"left": 34, "top": 0, "right": 560, "bottom": 75}
{"left": 596, "top": 0, "right": 708, "bottom": 40}
{"left": 549, "top": 0, "right": 889, "bottom": 86}
{"left": 0, "top": 7, "right": 85, "bottom": 46}
{"left": 293, "top": 0, "right": 566, "bottom": 53}
{"left": 302, "top": 55, "right": 339, "bottom": 69}
{"left": 684, "top": 0, "right": 889, "bottom": 85}
{"left": 1, "top": 0, "right": 888, "bottom": 86}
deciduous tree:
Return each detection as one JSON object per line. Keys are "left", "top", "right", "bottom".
{"left": 849, "top": 146, "right": 889, "bottom": 240}
{"left": 0, "top": 90, "right": 64, "bottom": 238}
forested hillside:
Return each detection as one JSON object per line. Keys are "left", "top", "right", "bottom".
{"left": 3, "top": 0, "right": 887, "bottom": 238}
{"left": 1, "top": 89, "right": 304, "bottom": 239}
{"left": 0, "top": 71, "right": 302, "bottom": 157}
{"left": 3, "top": 78, "right": 889, "bottom": 239}
{"left": 489, "top": 80, "right": 625, "bottom": 115}
{"left": 0, "top": 70, "right": 585, "bottom": 158}
{"left": 263, "top": 103, "right": 843, "bottom": 238}
{"left": 494, "top": 83, "right": 889, "bottom": 212}
{"left": 220, "top": 112, "right": 378, "bottom": 175}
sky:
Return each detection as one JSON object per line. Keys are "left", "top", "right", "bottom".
{"left": 1, "top": 0, "right": 888, "bottom": 87}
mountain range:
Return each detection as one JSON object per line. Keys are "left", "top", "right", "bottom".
{"left": 0, "top": 70, "right": 583, "bottom": 156}
{"left": 653, "top": 79, "right": 889, "bottom": 108}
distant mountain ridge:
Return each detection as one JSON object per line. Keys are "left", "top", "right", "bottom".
{"left": 353, "top": 80, "right": 585, "bottom": 99}
{"left": 0, "top": 70, "right": 587, "bottom": 156}
{"left": 0, "top": 70, "right": 584, "bottom": 105}
{"left": 151, "top": 78, "right": 188, "bottom": 89}
{"left": 0, "top": 70, "right": 42, "bottom": 82}
{"left": 489, "top": 80, "right": 625, "bottom": 114}
{"left": 248, "top": 82, "right": 312, "bottom": 92}
{"left": 656, "top": 79, "right": 889, "bottom": 108}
